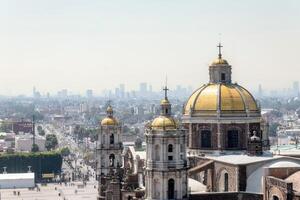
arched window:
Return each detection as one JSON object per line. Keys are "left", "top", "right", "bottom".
{"left": 110, "top": 134, "right": 114, "bottom": 144}
{"left": 109, "top": 154, "right": 115, "bottom": 167}
{"left": 155, "top": 145, "right": 160, "bottom": 161}
{"left": 168, "top": 179, "right": 175, "bottom": 199}
{"left": 221, "top": 73, "right": 226, "bottom": 81}
{"left": 227, "top": 130, "right": 239, "bottom": 148}
{"left": 201, "top": 130, "right": 211, "bottom": 148}
{"left": 168, "top": 144, "right": 173, "bottom": 152}
{"left": 273, "top": 196, "right": 279, "bottom": 200}
{"left": 224, "top": 173, "right": 228, "bottom": 192}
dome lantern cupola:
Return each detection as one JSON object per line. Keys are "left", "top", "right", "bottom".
{"left": 209, "top": 43, "right": 232, "bottom": 84}
{"left": 151, "top": 86, "right": 177, "bottom": 130}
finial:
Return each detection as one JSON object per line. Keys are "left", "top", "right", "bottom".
{"left": 217, "top": 42, "right": 223, "bottom": 59}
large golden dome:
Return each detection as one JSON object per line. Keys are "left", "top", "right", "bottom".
{"left": 184, "top": 83, "right": 259, "bottom": 116}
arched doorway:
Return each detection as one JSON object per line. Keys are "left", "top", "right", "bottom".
{"left": 168, "top": 179, "right": 175, "bottom": 199}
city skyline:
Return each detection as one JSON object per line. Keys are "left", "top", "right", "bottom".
{"left": 0, "top": 0, "right": 300, "bottom": 95}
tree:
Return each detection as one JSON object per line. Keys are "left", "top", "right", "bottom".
{"left": 37, "top": 126, "right": 45, "bottom": 136}
{"left": 60, "top": 147, "right": 70, "bottom": 157}
{"left": 31, "top": 144, "right": 39, "bottom": 152}
{"left": 45, "top": 134, "right": 58, "bottom": 151}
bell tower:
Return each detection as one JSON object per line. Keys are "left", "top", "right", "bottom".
{"left": 98, "top": 105, "right": 123, "bottom": 200}
{"left": 145, "top": 87, "right": 188, "bottom": 200}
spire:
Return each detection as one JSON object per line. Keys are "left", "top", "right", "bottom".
{"left": 217, "top": 42, "right": 223, "bottom": 59}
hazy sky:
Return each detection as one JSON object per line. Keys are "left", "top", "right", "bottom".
{"left": 0, "top": 0, "right": 299, "bottom": 95}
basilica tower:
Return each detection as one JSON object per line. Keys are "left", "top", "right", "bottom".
{"left": 98, "top": 105, "right": 123, "bottom": 199}
{"left": 145, "top": 87, "right": 188, "bottom": 200}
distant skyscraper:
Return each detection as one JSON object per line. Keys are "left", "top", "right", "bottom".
{"left": 119, "top": 84, "right": 125, "bottom": 98}
{"left": 258, "top": 84, "right": 263, "bottom": 97}
{"left": 293, "top": 81, "right": 299, "bottom": 97}
{"left": 139, "top": 82, "right": 147, "bottom": 96}
{"left": 86, "top": 89, "right": 93, "bottom": 98}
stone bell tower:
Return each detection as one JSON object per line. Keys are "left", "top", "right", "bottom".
{"left": 145, "top": 86, "right": 189, "bottom": 200}
{"left": 98, "top": 105, "right": 123, "bottom": 200}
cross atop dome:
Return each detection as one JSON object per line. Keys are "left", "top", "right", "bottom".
{"left": 163, "top": 85, "right": 169, "bottom": 100}
{"left": 217, "top": 42, "right": 223, "bottom": 59}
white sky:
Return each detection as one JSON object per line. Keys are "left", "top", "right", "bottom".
{"left": 0, "top": 0, "right": 299, "bottom": 95}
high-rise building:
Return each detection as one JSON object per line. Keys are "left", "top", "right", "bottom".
{"left": 119, "top": 84, "right": 125, "bottom": 98}
{"left": 258, "top": 84, "right": 263, "bottom": 97}
{"left": 86, "top": 89, "right": 93, "bottom": 98}
{"left": 293, "top": 81, "right": 299, "bottom": 97}
{"left": 139, "top": 82, "right": 147, "bottom": 96}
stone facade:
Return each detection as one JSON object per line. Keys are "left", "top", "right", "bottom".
{"left": 145, "top": 94, "right": 189, "bottom": 200}
{"left": 97, "top": 106, "right": 123, "bottom": 200}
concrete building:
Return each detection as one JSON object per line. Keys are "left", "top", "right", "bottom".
{"left": 0, "top": 173, "right": 35, "bottom": 189}
{"left": 15, "top": 134, "right": 45, "bottom": 152}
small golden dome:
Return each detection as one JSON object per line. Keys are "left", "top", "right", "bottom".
{"left": 151, "top": 116, "right": 177, "bottom": 130}
{"left": 160, "top": 99, "right": 170, "bottom": 105}
{"left": 101, "top": 117, "right": 118, "bottom": 126}
{"left": 211, "top": 58, "right": 228, "bottom": 65}
{"left": 184, "top": 83, "right": 259, "bottom": 116}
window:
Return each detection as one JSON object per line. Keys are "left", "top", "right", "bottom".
{"left": 227, "top": 130, "right": 239, "bottom": 148}
{"left": 224, "top": 173, "right": 228, "bottom": 192}
{"left": 168, "top": 156, "right": 173, "bottom": 161}
{"left": 110, "top": 134, "right": 114, "bottom": 144}
{"left": 168, "top": 144, "right": 173, "bottom": 152}
{"left": 155, "top": 145, "right": 160, "bottom": 161}
{"left": 272, "top": 196, "right": 279, "bottom": 200}
{"left": 221, "top": 73, "right": 226, "bottom": 81}
{"left": 201, "top": 130, "right": 211, "bottom": 148}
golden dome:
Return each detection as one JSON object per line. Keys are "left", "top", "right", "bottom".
{"left": 151, "top": 116, "right": 177, "bottom": 130}
{"left": 101, "top": 117, "right": 118, "bottom": 126}
{"left": 160, "top": 99, "right": 170, "bottom": 105}
{"left": 184, "top": 83, "right": 259, "bottom": 116}
{"left": 211, "top": 58, "right": 228, "bottom": 65}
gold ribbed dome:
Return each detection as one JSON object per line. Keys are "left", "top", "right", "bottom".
{"left": 211, "top": 58, "right": 228, "bottom": 65}
{"left": 101, "top": 117, "right": 118, "bottom": 126}
{"left": 151, "top": 116, "right": 177, "bottom": 130}
{"left": 184, "top": 83, "right": 259, "bottom": 115}
{"left": 101, "top": 105, "right": 118, "bottom": 126}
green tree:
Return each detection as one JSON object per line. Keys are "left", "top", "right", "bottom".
{"left": 60, "top": 147, "right": 70, "bottom": 157}
{"left": 31, "top": 144, "right": 39, "bottom": 152}
{"left": 45, "top": 134, "right": 58, "bottom": 151}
